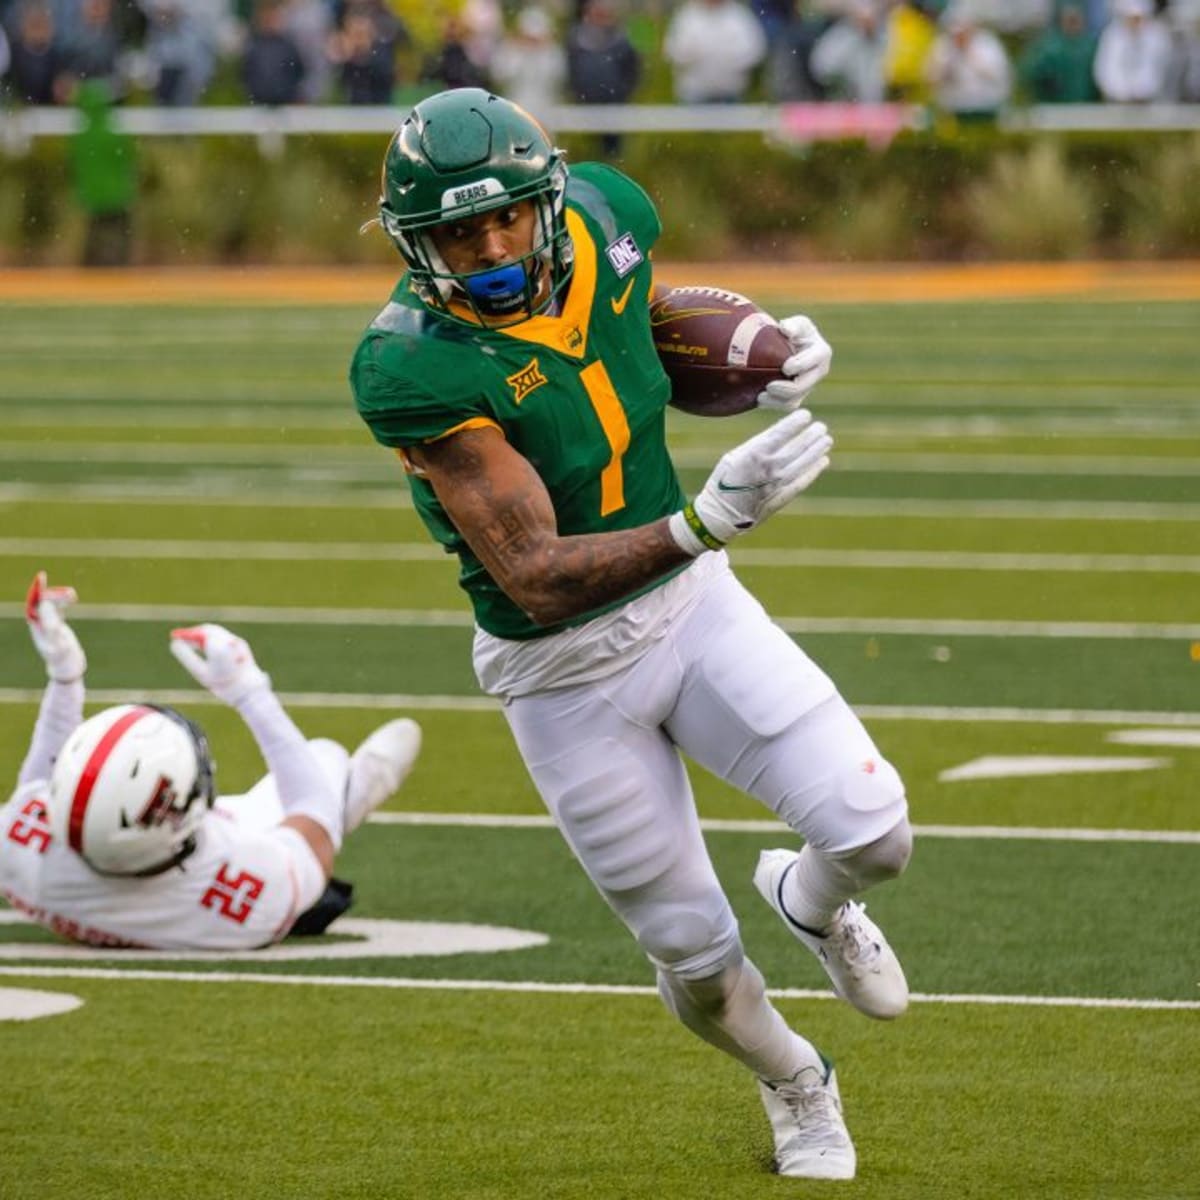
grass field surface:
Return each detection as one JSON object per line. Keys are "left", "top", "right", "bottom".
{"left": 0, "top": 275, "right": 1197, "bottom": 1199}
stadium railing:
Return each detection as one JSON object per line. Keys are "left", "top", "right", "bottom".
{"left": 4, "top": 101, "right": 1200, "bottom": 156}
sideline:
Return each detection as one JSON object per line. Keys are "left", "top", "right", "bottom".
{"left": 2, "top": 262, "right": 1199, "bottom": 304}
{"left": 0, "top": 965, "right": 1194, "bottom": 1011}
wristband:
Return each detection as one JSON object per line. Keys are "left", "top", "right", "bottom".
{"left": 668, "top": 504, "right": 724, "bottom": 558}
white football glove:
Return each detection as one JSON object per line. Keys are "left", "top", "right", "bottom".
{"left": 169, "top": 623, "right": 271, "bottom": 707}
{"left": 25, "top": 571, "right": 87, "bottom": 682}
{"left": 668, "top": 407, "right": 832, "bottom": 556}
{"left": 757, "top": 314, "right": 833, "bottom": 413}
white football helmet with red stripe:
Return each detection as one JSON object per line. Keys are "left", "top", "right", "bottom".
{"left": 48, "top": 704, "right": 216, "bottom": 876}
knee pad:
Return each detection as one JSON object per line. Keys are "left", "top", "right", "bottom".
{"left": 795, "top": 752, "right": 908, "bottom": 856}
{"left": 639, "top": 902, "right": 743, "bottom": 982}
{"left": 836, "top": 817, "right": 913, "bottom": 888}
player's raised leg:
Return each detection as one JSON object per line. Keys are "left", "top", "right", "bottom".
{"left": 753, "top": 826, "right": 910, "bottom": 1020}
{"left": 345, "top": 718, "right": 423, "bottom": 832}
{"left": 665, "top": 573, "right": 912, "bottom": 1019}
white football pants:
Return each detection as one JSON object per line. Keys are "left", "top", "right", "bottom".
{"left": 503, "top": 569, "right": 908, "bottom": 1075}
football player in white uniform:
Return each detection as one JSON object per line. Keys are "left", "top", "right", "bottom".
{"left": 0, "top": 572, "right": 422, "bottom": 951}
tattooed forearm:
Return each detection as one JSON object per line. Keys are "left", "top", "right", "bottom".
{"left": 532, "top": 521, "right": 689, "bottom": 625}
{"left": 473, "top": 493, "right": 688, "bottom": 626}
{"left": 416, "top": 426, "right": 694, "bottom": 626}
{"left": 480, "top": 494, "right": 544, "bottom": 565}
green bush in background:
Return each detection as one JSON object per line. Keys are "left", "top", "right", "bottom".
{"left": 1, "top": 128, "right": 1197, "bottom": 266}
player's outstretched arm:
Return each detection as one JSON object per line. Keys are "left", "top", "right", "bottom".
{"left": 18, "top": 571, "right": 87, "bottom": 787}
{"left": 757, "top": 315, "right": 833, "bottom": 414}
{"left": 409, "top": 408, "right": 831, "bottom": 627}
{"left": 169, "top": 624, "right": 341, "bottom": 877}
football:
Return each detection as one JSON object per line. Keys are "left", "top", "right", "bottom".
{"left": 650, "top": 286, "right": 791, "bottom": 416}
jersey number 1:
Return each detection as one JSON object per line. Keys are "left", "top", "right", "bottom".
{"left": 580, "top": 361, "right": 630, "bottom": 517}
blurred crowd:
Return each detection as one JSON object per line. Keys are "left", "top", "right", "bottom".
{"left": 1, "top": 0, "right": 1199, "bottom": 113}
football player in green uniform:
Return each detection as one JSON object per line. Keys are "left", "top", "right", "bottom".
{"left": 351, "top": 88, "right": 913, "bottom": 1181}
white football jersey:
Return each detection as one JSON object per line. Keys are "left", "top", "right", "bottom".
{"left": 0, "top": 780, "right": 313, "bottom": 951}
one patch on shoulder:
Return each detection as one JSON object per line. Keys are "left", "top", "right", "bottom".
{"left": 605, "top": 233, "right": 643, "bottom": 278}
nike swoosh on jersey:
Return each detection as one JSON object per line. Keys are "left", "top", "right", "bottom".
{"left": 610, "top": 277, "right": 637, "bottom": 315}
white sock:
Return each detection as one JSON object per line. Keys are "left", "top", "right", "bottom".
{"left": 780, "top": 845, "right": 857, "bottom": 934}
{"left": 781, "top": 822, "right": 914, "bottom": 932}
{"left": 657, "top": 957, "right": 819, "bottom": 1082}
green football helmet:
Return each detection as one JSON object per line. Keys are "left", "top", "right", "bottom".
{"left": 378, "top": 88, "right": 573, "bottom": 325}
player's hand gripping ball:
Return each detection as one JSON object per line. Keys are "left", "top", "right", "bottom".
{"left": 651, "top": 286, "right": 793, "bottom": 416}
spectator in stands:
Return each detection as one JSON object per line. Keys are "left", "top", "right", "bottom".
{"left": 883, "top": 0, "right": 938, "bottom": 101}
{"left": 925, "top": 6, "right": 1012, "bottom": 119}
{"left": 764, "top": 3, "right": 834, "bottom": 101}
{"left": 242, "top": 0, "right": 305, "bottom": 106}
{"left": 139, "top": 0, "right": 220, "bottom": 105}
{"left": 1019, "top": 1, "right": 1099, "bottom": 103}
{"left": 69, "top": 79, "right": 136, "bottom": 265}
{"left": 61, "top": 0, "right": 122, "bottom": 93}
{"left": 565, "top": 0, "right": 640, "bottom": 156}
{"left": 565, "top": 0, "right": 639, "bottom": 103}
{"left": 810, "top": 0, "right": 889, "bottom": 102}
{"left": 958, "top": 0, "right": 1053, "bottom": 35}
{"left": 460, "top": 0, "right": 502, "bottom": 80}
{"left": 283, "top": 0, "right": 334, "bottom": 103}
{"left": 1167, "top": 4, "right": 1200, "bottom": 101}
{"left": 5, "top": 0, "right": 70, "bottom": 103}
{"left": 0, "top": 25, "right": 10, "bottom": 86}
{"left": 329, "top": 4, "right": 396, "bottom": 103}
{"left": 419, "top": 12, "right": 488, "bottom": 90}
{"left": 663, "top": 0, "right": 767, "bottom": 103}
{"left": 750, "top": 0, "right": 795, "bottom": 41}
{"left": 1094, "top": 0, "right": 1172, "bottom": 102}
{"left": 490, "top": 6, "right": 565, "bottom": 121}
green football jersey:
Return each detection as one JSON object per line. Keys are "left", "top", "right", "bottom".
{"left": 350, "top": 162, "right": 688, "bottom": 640}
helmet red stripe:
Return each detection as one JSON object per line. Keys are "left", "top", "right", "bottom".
{"left": 67, "top": 707, "right": 153, "bottom": 854}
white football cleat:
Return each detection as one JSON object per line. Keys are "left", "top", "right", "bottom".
{"left": 344, "top": 719, "right": 422, "bottom": 832}
{"left": 759, "top": 1057, "right": 856, "bottom": 1180}
{"left": 754, "top": 848, "right": 908, "bottom": 1020}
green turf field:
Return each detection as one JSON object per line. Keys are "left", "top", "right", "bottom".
{"left": 1, "top": 295, "right": 1198, "bottom": 1199}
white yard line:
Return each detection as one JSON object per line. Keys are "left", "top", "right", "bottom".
{"left": 0, "top": 539, "right": 447, "bottom": 562}
{"left": 7, "top": 441, "right": 1200, "bottom": 478}
{"left": 2, "top": 409, "right": 353, "bottom": 430}
{"left": 366, "top": 811, "right": 1200, "bottom": 845}
{"left": 0, "top": 602, "right": 474, "bottom": 626}
{"left": 0, "top": 965, "right": 1193, "bottom": 1010}
{"left": 6, "top": 411, "right": 1198, "bottom": 441}
{"left": 7, "top": 537, "right": 1200, "bottom": 574}
{"left": 1, "top": 602, "right": 1196, "bottom": 640}
{"left": 0, "top": 443, "right": 372, "bottom": 464}
{"left": 2, "top": 689, "right": 1200, "bottom": 727}
{"left": 4, "top": 482, "right": 1198, "bottom": 521}
{"left": 674, "top": 449, "right": 1200, "bottom": 477}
